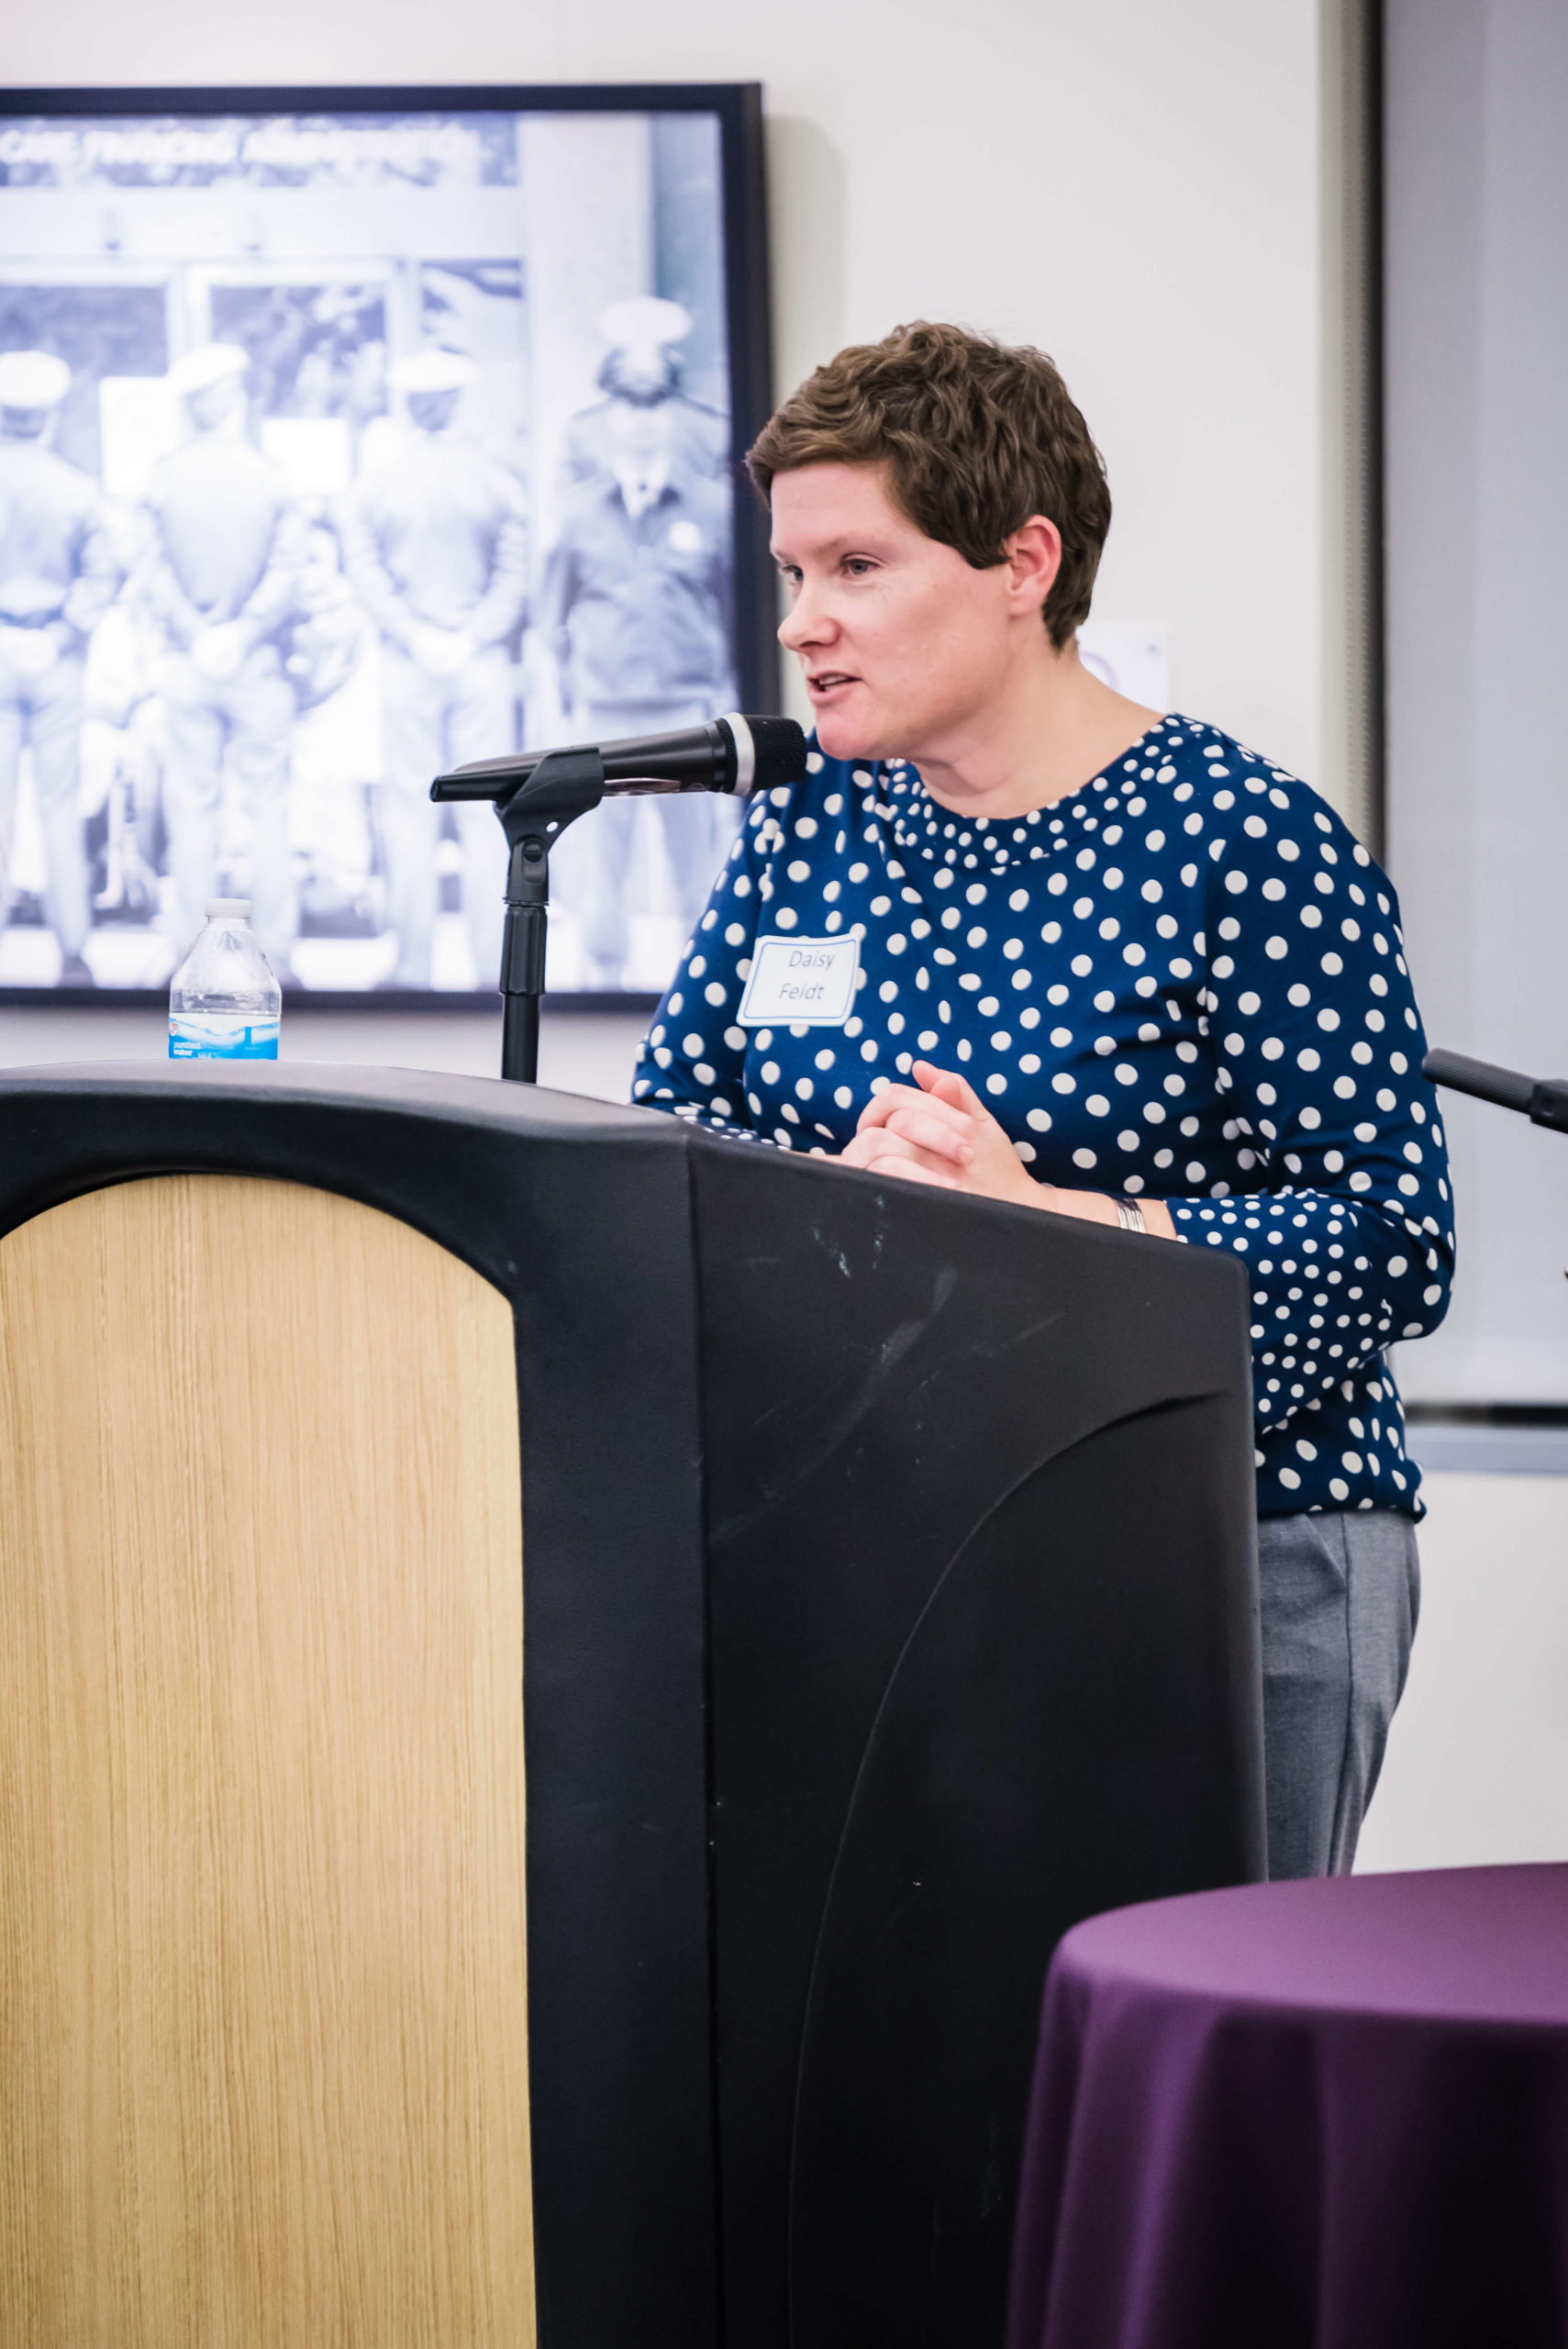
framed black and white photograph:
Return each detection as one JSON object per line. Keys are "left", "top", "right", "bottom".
{"left": 0, "top": 83, "right": 774, "bottom": 1002}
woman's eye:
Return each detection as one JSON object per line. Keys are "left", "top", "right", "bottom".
{"left": 844, "top": 558, "right": 875, "bottom": 578}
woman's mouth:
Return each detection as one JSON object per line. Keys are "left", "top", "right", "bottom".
{"left": 806, "top": 671, "right": 858, "bottom": 698}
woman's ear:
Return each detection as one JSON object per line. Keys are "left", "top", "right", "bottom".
{"left": 1003, "top": 514, "right": 1062, "bottom": 619}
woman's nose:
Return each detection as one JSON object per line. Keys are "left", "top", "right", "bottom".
{"left": 779, "top": 582, "right": 831, "bottom": 652}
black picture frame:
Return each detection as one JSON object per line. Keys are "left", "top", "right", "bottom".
{"left": 0, "top": 82, "right": 777, "bottom": 1011}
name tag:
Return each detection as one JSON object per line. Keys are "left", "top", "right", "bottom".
{"left": 737, "top": 933, "right": 860, "bottom": 1026}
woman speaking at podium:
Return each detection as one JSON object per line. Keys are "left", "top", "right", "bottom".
{"left": 632, "top": 323, "right": 1452, "bottom": 1881}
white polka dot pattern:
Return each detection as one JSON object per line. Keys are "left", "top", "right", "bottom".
{"left": 631, "top": 718, "right": 1454, "bottom": 1520}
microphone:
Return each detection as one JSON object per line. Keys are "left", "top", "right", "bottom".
{"left": 430, "top": 712, "right": 808, "bottom": 803}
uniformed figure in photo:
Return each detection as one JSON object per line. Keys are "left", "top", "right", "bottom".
{"left": 0, "top": 349, "right": 119, "bottom": 985}
{"left": 560, "top": 297, "right": 728, "bottom": 495}
{"left": 540, "top": 362, "right": 738, "bottom": 990}
{"left": 340, "top": 348, "right": 528, "bottom": 991}
{"left": 141, "top": 342, "right": 308, "bottom": 972}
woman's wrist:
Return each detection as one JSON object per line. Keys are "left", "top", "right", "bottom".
{"left": 1032, "top": 1183, "right": 1118, "bottom": 1227}
{"left": 1033, "top": 1184, "right": 1177, "bottom": 1240}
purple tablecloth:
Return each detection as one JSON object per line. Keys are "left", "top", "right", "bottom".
{"left": 1006, "top": 1865, "right": 1568, "bottom": 2349}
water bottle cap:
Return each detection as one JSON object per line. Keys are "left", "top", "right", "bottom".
{"left": 206, "top": 897, "right": 251, "bottom": 918}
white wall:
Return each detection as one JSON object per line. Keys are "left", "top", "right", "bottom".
{"left": 7, "top": 0, "right": 1331, "bottom": 812}
{"left": 1357, "top": 1470, "right": 1568, "bottom": 1872}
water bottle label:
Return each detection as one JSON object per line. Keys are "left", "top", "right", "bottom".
{"left": 169, "top": 1015, "right": 281, "bottom": 1061}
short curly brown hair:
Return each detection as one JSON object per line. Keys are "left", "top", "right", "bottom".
{"left": 747, "top": 321, "right": 1111, "bottom": 649}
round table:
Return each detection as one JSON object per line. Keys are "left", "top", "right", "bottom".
{"left": 1006, "top": 1865, "right": 1568, "bottom": 2349}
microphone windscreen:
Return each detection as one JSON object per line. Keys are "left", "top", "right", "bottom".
{"left": 746, "top": 717, "right": 810, "bottom": 794}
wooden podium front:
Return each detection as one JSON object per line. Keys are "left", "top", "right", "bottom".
{"left": 0, "top": 1175, "right": 530, "bottom": 2343}
{"left": 0, "top": 1065, "right": 1263, "bottom": 2349}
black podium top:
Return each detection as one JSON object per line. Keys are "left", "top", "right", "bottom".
{"left": 0, "top": 1063, "right": 1262, "bottom": 2349}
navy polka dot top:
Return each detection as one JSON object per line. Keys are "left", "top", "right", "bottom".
{"left": 632, "top": 716, "right": 1453, "bottom": 1520}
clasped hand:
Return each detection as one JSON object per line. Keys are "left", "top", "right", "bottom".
{"left": 839, "top": 1060, "right": 1049, "bottom": 1208}
{"left": 839, "top": 1059, "right": 1176, "bottom": 1236}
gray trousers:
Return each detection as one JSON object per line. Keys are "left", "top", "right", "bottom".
{"left": 1259, "top": 1508, "right": 1419, "bottom": 1879}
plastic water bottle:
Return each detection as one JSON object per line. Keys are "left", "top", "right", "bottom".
{"left": 168, "top": 898, "right": 282, "bottom": 1061}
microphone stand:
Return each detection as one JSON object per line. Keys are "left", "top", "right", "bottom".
{"left": 441, "top": 745, "right": 607, "bottom": 1084}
